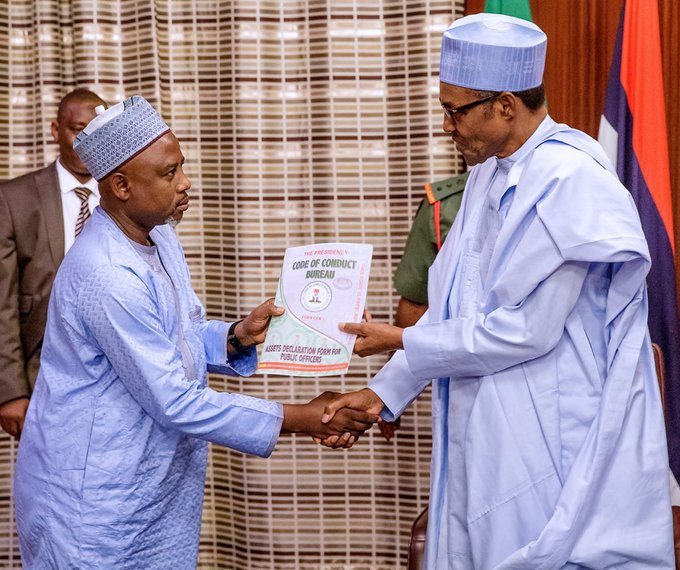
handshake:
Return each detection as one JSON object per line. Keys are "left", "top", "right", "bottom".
{"left": 243, "top": 299, "right": 399, "bottom": 449}
{"left": 281, "top": 388, "right": 386, "bottom": 449}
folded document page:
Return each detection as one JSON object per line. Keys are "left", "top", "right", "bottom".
{"left": 258, "top": 242, "right": 373, "bottom": 376}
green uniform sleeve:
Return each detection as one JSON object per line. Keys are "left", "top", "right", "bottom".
{"left": 393, "top": 174, "right": 467, "bottom": 305}
{"left": 393, "top": 200, "right": 436, "bottom": 305}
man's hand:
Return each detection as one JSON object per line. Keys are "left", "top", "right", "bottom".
{"left": 0, "top": 397, "right": 29, "bottom": 439}
{"left": 395, "top": 297, "right": 427, "bottom": 328}
{"left": 339, "top": 321, "right": 404, "bottom": 357}
{"left": 282, "top": 392, "right": 379, "bottom": 448}
{"left": 313, "top": 388, "right": 385, "bottom": 448}
{"left": 377, "top": 417, "right": 400, "bottom": 442}
{"left": 235, "top": 298, "right": 284, "bottom": 347}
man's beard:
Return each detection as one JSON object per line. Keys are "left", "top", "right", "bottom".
{"left": 165, "top": 216, "right": 180, "bottom": 228}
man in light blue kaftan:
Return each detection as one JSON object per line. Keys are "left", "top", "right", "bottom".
{"left": 323, "top": 13, "right": 674, "bottom": 569}
{"left": 15, "top": 208, "right": 280, "bottom": 567}
{"left": 14, "top": 96, "right": 374, "bottom": 569}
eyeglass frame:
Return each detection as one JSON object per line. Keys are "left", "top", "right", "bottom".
{"left": 440, "top": 92, "right": 502, "bottom": 123}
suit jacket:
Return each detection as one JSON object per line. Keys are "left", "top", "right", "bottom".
{"left": 0, "top": 162, "right": 64, "bottom": 404}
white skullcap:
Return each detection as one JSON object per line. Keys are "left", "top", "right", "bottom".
{"left": 440, "top": 13, "right": 547, "bottom": 91}
{"left": 73, "top": 95, "right": 170, "bottom": 181}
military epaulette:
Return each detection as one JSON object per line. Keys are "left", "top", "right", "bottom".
{"left": 424, "top": 171, "right": 469, "bottom": 205}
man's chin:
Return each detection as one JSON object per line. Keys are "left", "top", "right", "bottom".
{"left": 164, "top": 214, "right": 182, "bottom": 228}
{"left": 461, "top": 152, "right": 482, "bottom": 167}
{"left": 60, "top": 159, "right": 93, "bottom": 180}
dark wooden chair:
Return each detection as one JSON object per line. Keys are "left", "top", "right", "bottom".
{"left": 407, "top": 504, "right": 428, "bottom": 569}
{"left": 653, "top": 343, "right": 680, "bottom": 569}
{"left": 408, "top": 343, "right": 679, "bottom": 569}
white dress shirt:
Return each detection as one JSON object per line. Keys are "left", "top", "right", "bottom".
{"left": 56, "top": 158, "right": 99, "bottom": 254}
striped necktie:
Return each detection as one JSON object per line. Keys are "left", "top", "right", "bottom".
{"left": 74, "top": 187, "right": 92, "bottom": 239}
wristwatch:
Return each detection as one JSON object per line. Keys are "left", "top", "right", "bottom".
{"left": 227, "top": 320, "right": 249, "bottom": 354}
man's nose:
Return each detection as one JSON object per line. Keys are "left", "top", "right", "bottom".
{"left": 443, "top": 113, "right": 456, "bottom": 134}
{"left": 178, "top": 168, "right": 191, "bottom": 191}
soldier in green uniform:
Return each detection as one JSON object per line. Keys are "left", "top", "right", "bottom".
{"left": 393, "top": 171, "right": 468, "bottom": 326}
{"left": 378, "top": 171, "right": 468, "bottom": 440}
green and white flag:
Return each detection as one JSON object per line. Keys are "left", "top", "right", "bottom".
{"left": 484, "top": 0, "right": 533, "bottom": 21}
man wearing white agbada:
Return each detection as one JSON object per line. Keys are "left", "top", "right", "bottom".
{"left": 321, "top": 13, "right": 675, "bottom": 568}
{"left": 13, "top": 95, "right": 375, "bottom": 568}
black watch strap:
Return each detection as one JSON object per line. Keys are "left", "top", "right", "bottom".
{"left": 227, "top": 320, "right": 249, "bottom": 354}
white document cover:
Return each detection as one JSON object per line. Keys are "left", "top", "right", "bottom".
{"left": 258, "top": 242, "right": 373, "bottom": 376}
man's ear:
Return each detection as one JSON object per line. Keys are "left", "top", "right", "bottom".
{"left": 497, "top": 92, "right": 517, "bottom": 120}
{"left": 109, "top": 172, "right": 131, "bottom": 202}
{"left": 50, "top": 121, "right": 59, "bottom": 144}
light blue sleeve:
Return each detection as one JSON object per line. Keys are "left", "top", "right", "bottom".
{"left": 403, "top": 261, "right": 589, "bottom": 381}
{"left": 197, "top": 318, "right": 258, "bottom": 377}
{"left": 369, "top": 309, "right": 433, "bottom": 421}
{"left": 77, "top": 265, "right": 282, "bottom": 458}
{"left": 170, "top": 225, "right": 258, "bottom": 376}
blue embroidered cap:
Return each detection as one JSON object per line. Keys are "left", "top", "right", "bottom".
{"left": 73, "top": 95, "right": 170, "bottom": 181}
{"left": 440, "top": 13, "right": 547, "bottom": 91}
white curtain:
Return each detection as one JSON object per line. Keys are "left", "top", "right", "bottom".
{"left": 0, "top": 0, "right": 464, "bottom": 566}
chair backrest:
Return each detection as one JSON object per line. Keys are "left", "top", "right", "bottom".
{"left": 652, "top": 343, "right": 680, "bottom": 568}
{"left": 407, "top": 506, "right": 428, "bottom": 570}
{"left": 653, "top": 342, "right": 666, "bottom": 414}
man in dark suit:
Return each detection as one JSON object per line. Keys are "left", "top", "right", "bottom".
{"left": 0, "top": 89, "right": 105, "bottom": 437}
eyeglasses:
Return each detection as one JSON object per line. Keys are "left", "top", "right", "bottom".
{"left": 441, "top": 93, "right": 500, "bottom": 123}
